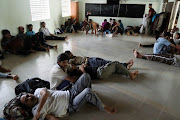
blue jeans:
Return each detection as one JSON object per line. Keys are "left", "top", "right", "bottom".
{"left": 68, "top": 73, "right": 104, "bottom": 112}
{"left": 0, "top": 72, "right": 10, "bottom": 78}
{"left": 103, "top": 30, "right": 111, "bottom": 34}
{"left": 88, "top": 57, "right": 127, "bottom": 68}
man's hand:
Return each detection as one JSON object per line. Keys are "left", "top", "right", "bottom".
{"left": 79, "top": 64, "right": 86, "bottom": 73}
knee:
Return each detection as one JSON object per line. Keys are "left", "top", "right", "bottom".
{"left": 84, "top": 88, "right": 91, "bottom": 93}
{"left": 82, "top": 73, "right": 91, "bottom": 79}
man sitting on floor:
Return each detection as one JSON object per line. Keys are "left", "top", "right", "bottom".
{"left": 112, "top": 20, "right": 124, "bottom": 36}
{"left": 153, "top": 32, "right": 176, "bottom": 55}
{"left": 49, "top": 53, "right": 90, "bottom": 90}
{"left": 65, "top": 51, "right": 138, "bottom": 80}
{"left": 17, "top": 26, "right": 49, "bottom": 52}
{"left": 1, "top": 29, "right": 34, "bottom": 55}
{"left": 26, "top": 24, "right": 57, "bottom": 49}
{"left": 40, "top": 22, "right": 68, "bottom": 40}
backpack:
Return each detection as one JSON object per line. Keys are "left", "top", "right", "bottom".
{"left": 15, "top": 77, "right": 50, "bottom": 95}
{"left": 3, "top": 92, "right": 31, "bottom": 120}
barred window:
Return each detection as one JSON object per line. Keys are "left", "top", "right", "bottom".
{"left": 61, "top": 0, "right": 71, "bottom": 17}
{"left": 30, "top": 0, "right": 50, "bottom": 21}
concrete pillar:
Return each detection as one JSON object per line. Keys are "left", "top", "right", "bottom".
{"left": 168, "top": 0, "right": 179, "bottom": 30}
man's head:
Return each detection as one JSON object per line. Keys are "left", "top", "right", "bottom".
{"left": 18, "top": 26, "right": 24, "bottom": 34}
{"left": 2, "top": 29, "right": 11, "bottom": 39}
{"left": 113, "top": 19, "right": 116, "bottom": 22}
{"left": 89, "top": 19, "right": 92, "bottom": 23}
{"left": 104, "top": 19, "right": 107, "bottom": 22}
{"left": 69, "top": 59, "right": 77, "bottom": 70}
{"left": 64, "top": 50, "right": 74, "bottom": 59}
{"left": 175, "top": 33, "right": 180, "bottom": 39}
{"left": 27, "top": 24, "right": 33, "bottom": 31}
{"left": 118, "top": 20, "right": 122, "bottom": 23}
{"left": 19, "top": 93, "right": 38, "bottom": 108}
{"left": 110, "top": 18, "right": 112, "bottom": 21}
{"left": 163, "top": 32, "right": 171, "bottom": 39}
{"left": 57, "top": 53, "right": 69, "bottom": 69}
{"left": 87, "top": 12, "right": 91, "bottom": 15}
{"left": 41, "top": 22, "right": 46, "bottom": 27}
{"left": 149, "top": 4, "right": 152, "bottom": 8}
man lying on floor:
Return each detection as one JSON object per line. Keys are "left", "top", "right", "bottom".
{"left": 133, "top": 49, "right": 180, "bottom": 67}
{"left": 64, "top": 51, "right": 138, "bottom": 80}
{"left": 18, "top": 82, "right": 115, "bottom": 120}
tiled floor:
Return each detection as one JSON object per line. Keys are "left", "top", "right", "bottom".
{"left": 0, "top": 32, "right": 180, "bottom": 120}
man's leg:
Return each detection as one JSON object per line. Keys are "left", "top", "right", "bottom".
{"left": 0, "top": 72, "right": 10, "bottom": 78}
{"left": 45, "top": 36, "right": 66, "bottom": 40}
{"left": 69, "top": 88, "right": 104, "bottom": 112}
{"left": 133, "top": 49, "right": 175, "bottom": 65}
{"left": 88, "top": 57, "right": 111, "bottom": 68}
{"left": 97, "top": 61, "right": 138, "bottom": 80}
{"left": 71, "top": 73, "right": 91, "bottom": 94}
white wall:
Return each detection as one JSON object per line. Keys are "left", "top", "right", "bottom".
{"left": 0, "top": 0, "right": 63, "bottom": 38}
{"left": 77, "top": 0, "right": 162, "bottom": 27}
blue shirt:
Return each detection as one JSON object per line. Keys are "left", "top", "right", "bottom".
{"left": 26, "top": 31, "right": 35, "bottom": 36}
{"left": 119, "top": 23, "right": 124, "bottom": 31}
{"left": 153, "top": 37, "right": 171, "bottom": 54}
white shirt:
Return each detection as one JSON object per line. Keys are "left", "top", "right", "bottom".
{"left": 32, "top": 88, "right": 70, "bottom": 120}
{"left": 49, "top": 64, "right": 68, "bottom": 90}
{"left": 173, "top": 39, "right": 180, "bottom": 45}
{"left": 40, "top": 27, "right": 51, "bottom": 37}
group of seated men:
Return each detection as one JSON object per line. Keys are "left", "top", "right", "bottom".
{"left": 134, "top": 32, "right": 180, "bottom": 67}
{"left": 5, "top": 50, "right": 140, "bottom": 119}
{"left": 1, "top": 22, "right": 68, "bottom": 55}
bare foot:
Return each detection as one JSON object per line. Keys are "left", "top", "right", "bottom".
{"left": 130, "top": 71, "right": 138, "bottom": 80}
{"left": 12, "top": 75, "right": 18, "bottom": 80}
{"left": 54, "top": 45, "right": 58, "bottom": 49}
{"left": 104, "top": 105, "right": 116, "bottom": 114}
{"left": 65, "top": 36, "right": 68, "bottom": 40}
{"left": 46, "top": 46, "right": 50, "bottom": 52}
{"left": 133, "top": 49, "right": 138, "bottom": 58}
{"left": 127, "top": 59, "right": 134, "bottom": 70}
{"left": 134, "top": 33, "right": 138, "bottom": 36}
{"left": 127, "top": 32, "right": 130, "bottom": 36}
{"left": 138, "top": 43, "right": 142, "bottom": 48}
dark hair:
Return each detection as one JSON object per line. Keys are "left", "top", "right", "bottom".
{"left": 149, "top": 3, "right": 152, "bottom": 6}
{"left": 27, "top": 24, "right": 33, "bottom": 29}
{"left": 163, "top": 32, "right": 171, "bottom": 37}
{"left": 110, "top": 18, "right": 112, "bottom": 20}
{"left": 176, "top": 33, "right": 180, "bottom": 39}
{"left": 113, "top": 19, "right": 116, "bottom": 21}
{"left": 17, "top": 92, "right": 29, "bottom": 109}
{"left": 1, "top": 29, "right": 10, "bottom": 36}
{"left": 89, "top": 19, "right": 92, "bottom": 22}
{"left": 57, "top": 53, "right": 69, "bottom": 62}
{"left": 104, "top": 19, "right": 107, "bottom": 22}
{"left": 41, "top": 22, "right": 45, "bottom": 25}
{"left": 118, "top": 20, "right": 122, "bottom": 23}
{"left": 64, "top": 50, "right": 71, "bottom": 56}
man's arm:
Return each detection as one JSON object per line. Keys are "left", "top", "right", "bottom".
{"left": 112, "top": 23, "right": 120, "bottom": 30}
{"left": 33, "top": 88, "right": 49, "bottom": 120}
{"left": 147, "top": 11, "right": 152, "bottom": 20}
{"left": 45, "top": 114, "right": 60, "bottom": 120}
{"left": 64, "top": 75, "right": 77, "bottom": 82}
{"left": 170, "top": 43, "right": 176, "bottom": 48}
